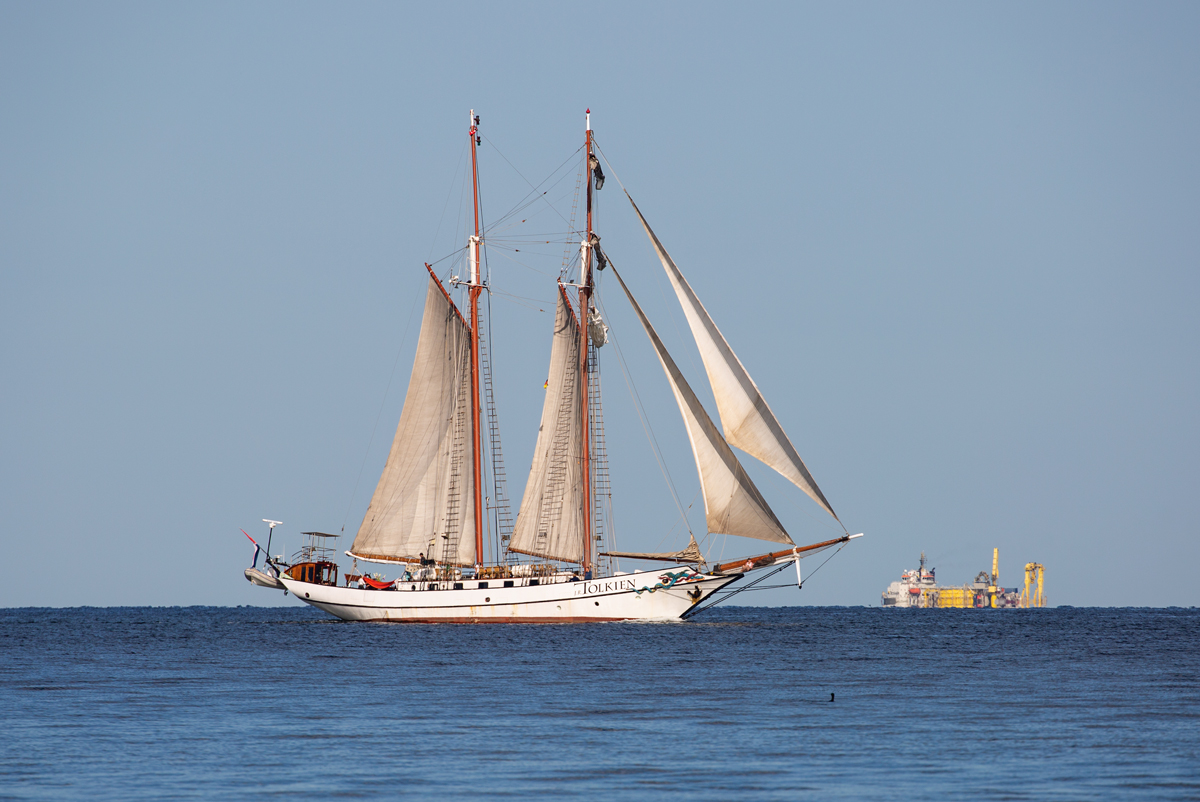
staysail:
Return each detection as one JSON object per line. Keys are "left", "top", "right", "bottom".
{"left": 350, "top": 273, "right": 476, "bottom": 566}
{"left": 627, "top": 195, "right": 840, "bottom": 523}
{"left": 509, "top": 286, "right": 587, "bottom": 563}
{"left": 611, "top": 264, "right": 792, "bottom": 545}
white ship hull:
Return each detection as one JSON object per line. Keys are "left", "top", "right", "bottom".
{"left": 279, "top": 568, "right": 739, "bottom": 623}
{"left": 239, "top": 117, "right": 863, "bottom": 617}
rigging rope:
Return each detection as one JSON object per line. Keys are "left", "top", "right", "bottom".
{"left": 427, "top": 137, "right": 470, "bottom": 264}
{"left": 759, "top": 468, "right": 846, "bottom": 537}
{"left": 800, "top": 542, "right": 849, "bottom": 588}
{"left": 481, "top": 136, "right": 583, "bottom": 232}
{"left": 684, "top": 563, "right": 791, "bottom": 618}
{"left": 685, "top": 542, "right": 850, "bottom": 618}
{"left": 339, "top": 285, "right": 426, "bottom": 535}
{"left": 593, "top": 287, "right": 693, "bottom": 540}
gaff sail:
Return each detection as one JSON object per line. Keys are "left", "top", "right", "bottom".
{"left": 509, "top": 286, "right": 587, "bottom": 563}
{"left": 610, "top": 264, "right": 792, "bottom": 545}
{"left": 350, "top": 273, "right": 477, "bottom": 566}
{"left": 627, "top": 194, "right": 840, "bottom": 524}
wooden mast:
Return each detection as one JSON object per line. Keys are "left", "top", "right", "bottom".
{"left": 580, "top": 109, "right": 595, "bottom": 576}
{"left": 468, "top": 110, "right": 485, "bottom": 567}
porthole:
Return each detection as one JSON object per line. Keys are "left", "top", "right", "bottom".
{"left": 485, "top": 597, "right": 490, "bottom": 602}
{"left": 594, "top": 601, "right": 599, "bottom": 606}
{"left": 305, "top": 593, "right": 310, "bottom": 598}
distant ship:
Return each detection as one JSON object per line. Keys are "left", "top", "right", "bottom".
{"left": 881, "top": 550, "right": 1045, "bottom": 608}
{"left": 242, "top": 110, "right": 863, "bottom": 622}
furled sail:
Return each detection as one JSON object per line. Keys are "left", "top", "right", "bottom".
{"left": 350, "top": 274, "right": 476, "bottom": 566}
{"left": 610, "top": 265, "right": 792, "bottom": 545}
{"left": 509, "top": 286, "right": 587, "bottom": 563}
{"left": 627, "top": 195, "right": 840, "bottom": 523}
{"left": 587, "top": 305, "right": 608, "bottom": 347}
{"left": 603, "top": 535, "right": 704, "bottom": 564}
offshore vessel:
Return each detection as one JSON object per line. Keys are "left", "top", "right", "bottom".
{"left": 242, "top": 110, "right": 862, "bottom": 621}
{"left": 881, "top": 550, "right": 1045, "bottom": 608}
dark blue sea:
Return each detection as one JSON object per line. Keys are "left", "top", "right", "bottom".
{"left": 1, "top": 606, "right": 1197, "bottom": 800}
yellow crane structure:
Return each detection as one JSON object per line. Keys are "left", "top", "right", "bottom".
{"left": 889, "top": 548, "right": 1044, "bottom": 608}
{"left": 988, "top": 548, "right": 999, "bottom": 608}
{"left": 1022, "top": 562, "right": 1045, "bottom": 607}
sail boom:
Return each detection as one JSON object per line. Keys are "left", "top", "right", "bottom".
{"left": 348, "top": 550, "right": 476, "bottom": 568}
{"left": 506, "top": 545, "right": 581, "bottom": 564}
{"left": 602, "top": 536, "right": 704, "bottom": 564}
{"left": 600, "top": 553, "right": 695, "bottom": 563}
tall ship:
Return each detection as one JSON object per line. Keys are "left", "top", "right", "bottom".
{"left": 243, "top": 111, "right": 862, "bottom": 622}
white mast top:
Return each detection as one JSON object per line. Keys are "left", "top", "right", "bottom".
{"left": 586, "top": 108, "right": 590, "bottom": 131}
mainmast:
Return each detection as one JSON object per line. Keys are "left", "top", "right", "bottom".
{"left": 468, "top": 110, "right": 485, "bottom": 566}
{"left": 580, "top": 109, "right": 595, "bottom": 576}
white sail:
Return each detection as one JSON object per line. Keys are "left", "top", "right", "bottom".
{"left": 509, "top": 286, "right": 587, "bottom": 563}
{"left": 611, "top": 265, "right": 792, "bottom": 545}
{"left": 627, "top": 196, "right": 840, "bottom": 523}
{"left": 350, "top": 276, "right": 476, "bottom": 566}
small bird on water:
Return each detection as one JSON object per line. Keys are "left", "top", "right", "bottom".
{"left": 830, "top": 693, "right": 835, "bottom": 702}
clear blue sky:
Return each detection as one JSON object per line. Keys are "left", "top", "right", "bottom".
{"left": 2, "top": 2, "right": 1197, "bottom": 607}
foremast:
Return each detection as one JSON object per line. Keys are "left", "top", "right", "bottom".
{"left": 468, "top": 110, "right": 485, "bottom": 566}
